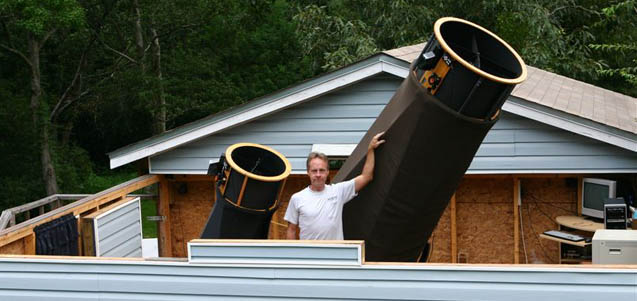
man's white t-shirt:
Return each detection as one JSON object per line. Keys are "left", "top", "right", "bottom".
{"left": 284, "top": 179, "right": 357, "bottom": 240}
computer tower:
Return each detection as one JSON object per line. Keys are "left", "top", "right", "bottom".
{"left": 592, "top": 229, "right": 637, "bottom": 264}
{"left": 604, "top": 198, "right": 627, "bottom": 229}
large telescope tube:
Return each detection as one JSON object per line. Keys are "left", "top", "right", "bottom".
{"left": 201, "top": 143, "right": 291, "bottom": 239}
{"left": 334, "top": 17, "right": 526, "bottom": 262}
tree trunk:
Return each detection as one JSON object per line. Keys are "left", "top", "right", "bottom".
{"left": 28, "top": 33, "right": 58, "bottom": 195}
{"left": 133, "top": 0, "right": 145, "bottom": 71}
{"left": 151, "top": 28, "right": 166, "bottom": 134}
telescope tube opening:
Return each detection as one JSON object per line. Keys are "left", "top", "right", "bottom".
{"left": 415, "top": 17, "right": 527, "bottom": 119}
{"left": 200, "top": 143, "right": 291, "bottom": 239}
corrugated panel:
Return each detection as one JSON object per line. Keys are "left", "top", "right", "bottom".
{"left": 150, "top": 75, "right": 637, "bottom": 174}
{"left": 0, "top": 256, "right": 636, "bottom": 300}
{"left": 94, "top": 198, "right": 143, "bottom": 257}
{"left": 188, "top": 240, "right": 363, "bottom": 265}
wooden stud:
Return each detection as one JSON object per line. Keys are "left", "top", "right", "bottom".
{"left": 236, "top": 176, "right": 249, "bottom": 207}
{"left": 23, "top": 233, "right": 35, "bottom": 255}
{"left": 577, "top": 176, "right": 583, "bottom": 216}
{"left": 157, "top": 175, "right": 173, "bottom": 257}
{"left": 513, "top": 177, "right": 520, "bottom": 264}
{"left": 450, "top": 193, "right": 457, "bottom": 263}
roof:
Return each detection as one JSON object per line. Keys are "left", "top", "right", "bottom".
{"left": 110, "top": 44, "right": 637, "bottom": 169}
{"left": 384, "top": 44, "right": 637, "bottom": 135}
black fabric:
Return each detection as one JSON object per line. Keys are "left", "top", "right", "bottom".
{"left": 334, "top": 62, "right": 501, "bottom": 262}
{"left": 242, "top": 179, "right": 280, "bottom": 210}
{"left": 223, "top": 169, "right": 247, "bottom": 204}
{"left": 34, "top": 213, "right": 79, "bottom": 256}
{"left": 200, "top": 188, "right": 275, "bottom": 239}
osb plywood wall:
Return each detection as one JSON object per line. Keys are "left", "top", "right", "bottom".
{"left": 428, "top": 177, "right": 577, "bottom": 264}
{"left": 169, "top": 180, "right": 215, "bottom": 257}
{"left": 167, "top": 175, "right": 311, "bottom": 256}
{"left": 269, "top": 175, "right": 309, "bottom": 239}
{"left": 518, "top": 177, "right": 578, "bottom": 264}
{"left": 167, "top": 175, "right": 577, "bottom": 263}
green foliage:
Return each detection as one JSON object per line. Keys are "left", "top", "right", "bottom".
{"left": 0, "top": 90, "right": 43, "bottom": 210}
{"left": 0, "top": 0, "right": 85, "bottom": 35}
{"left": 294, "top": 4, "right": 377, "bottom": 72}
{"left": 140, "top": 198, "right": 157, "bottom": 238}
{"left": 589, "top": 0, "right": 637, "bottom": 93}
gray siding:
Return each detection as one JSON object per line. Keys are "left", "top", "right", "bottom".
{"left": 188, "top": 240, "right": 362, "bottom": 265}
{"left": 0, "top": 256, "right": 636, "bottom": 300}
{"left": 95, "top": 198, "right": 143, "bottom": 257}
{"left": 150, "top": 74, "right": 637, "bottom": 174}
{"left": 150, "top": 74, "right": 400, "bottom": 174}
{"left": 469, "top": 113, "right": 637, "bottom": 173}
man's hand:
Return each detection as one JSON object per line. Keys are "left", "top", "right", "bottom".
{"left": 355, "top": 131, "right": 386, "bottom": 192}
{"left": 368, "top": 131, "right": 386, "bottom": 151}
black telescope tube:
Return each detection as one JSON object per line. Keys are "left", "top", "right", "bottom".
{"left": 335, "top": 17, "right": 526, "bottom": 262}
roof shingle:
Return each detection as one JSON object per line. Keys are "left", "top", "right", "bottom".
{"left": 384, "top": 44, "right": 637, "bottom": 134}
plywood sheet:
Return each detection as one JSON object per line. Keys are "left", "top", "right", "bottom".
{"left": 269, "top": 175, "right": 309, "bottom": 239}
{"left": 0, "top": 237, "right": 24, "bottom": 254}
{"left": 428, "top": 177, "right": 578, "bottom": 264}
{"left": 170, "top": 180, "right": 215, "bottom": 257}
{"left": 428, "top": 204, "right": 451, "bottom": 262}
{"left": 518, "top": 178, "right": 577, "bottom": 264}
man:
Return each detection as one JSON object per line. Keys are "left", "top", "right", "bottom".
{"left": 285, "top": 132, "right": 385, "bottom": 240}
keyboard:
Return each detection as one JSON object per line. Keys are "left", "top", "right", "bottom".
{"left": 543, "top": 230, "right": 585, "bottom": 242}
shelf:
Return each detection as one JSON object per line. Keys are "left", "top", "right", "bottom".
{"left": 560, "top": 258, "right": 591, "bottom": 264}
{"left": 539, "top": 233, "right": 589, "bottom": 247}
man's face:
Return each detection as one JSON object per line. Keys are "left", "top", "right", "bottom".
{"left": 307, "top": 158, "right": 328, "bottom": 191}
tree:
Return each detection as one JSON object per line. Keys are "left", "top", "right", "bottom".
{"left": 293, "top": 4, "right": 377, "bottom": 72}
{"left": 589, "top": 0, "right": 637, "bottom": 96}
{"left": 0, "top": 0, "right": 85, "bottom": 195}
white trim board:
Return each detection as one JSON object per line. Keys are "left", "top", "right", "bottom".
{"left": 311, "top": 144, "right": 358, "bottom": 157}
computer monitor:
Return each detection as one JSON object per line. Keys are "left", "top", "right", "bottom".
{"left": 581, "top": 178, "right": 617, "bottom": 219}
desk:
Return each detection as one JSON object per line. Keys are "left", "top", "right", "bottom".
{"left": 555, "top": 215, "right": 604, "bottom": 232}
{"left": 540, "top": 215, "right": 604, "bottom": 264}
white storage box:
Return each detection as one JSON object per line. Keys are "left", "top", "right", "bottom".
{"left": 592, "top": 229, "right": 637, "bottom": 264}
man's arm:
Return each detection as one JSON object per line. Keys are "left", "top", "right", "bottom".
{"left": 286, "top": 223, "right": 299, "bottom": 239}
{"left": 354, "top": 132, "right": 385, "bottom": 192}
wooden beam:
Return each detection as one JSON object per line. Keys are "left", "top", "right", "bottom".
{"left": 0, "top": 174, "right": 160, "bottom": 247}
{"left": 513, "top": 177, "right": 520, "bottom": 264}
{"left": 7, "top": 195, "right": 60, "bottom": 215}
{"left": 167, "top": 175, "right": 213, "bottom": 182}
{"left": 577, "top": 176, "right": 583, "bottom": 216}
{"left": 23, "top": 233, "right": 35, "bottom": 255}
{"left": 157, "top": 175, "right": 173, "bottom": 257}
{"left": 0, "top": 211, "right": 12, "bottom": 231}
{"left": 450, "top": 193, "right": 457, "bottom": 263}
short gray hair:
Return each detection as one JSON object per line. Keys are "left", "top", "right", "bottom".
{"left": 306, "top": 152, "right": 328, "bottom": 170}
